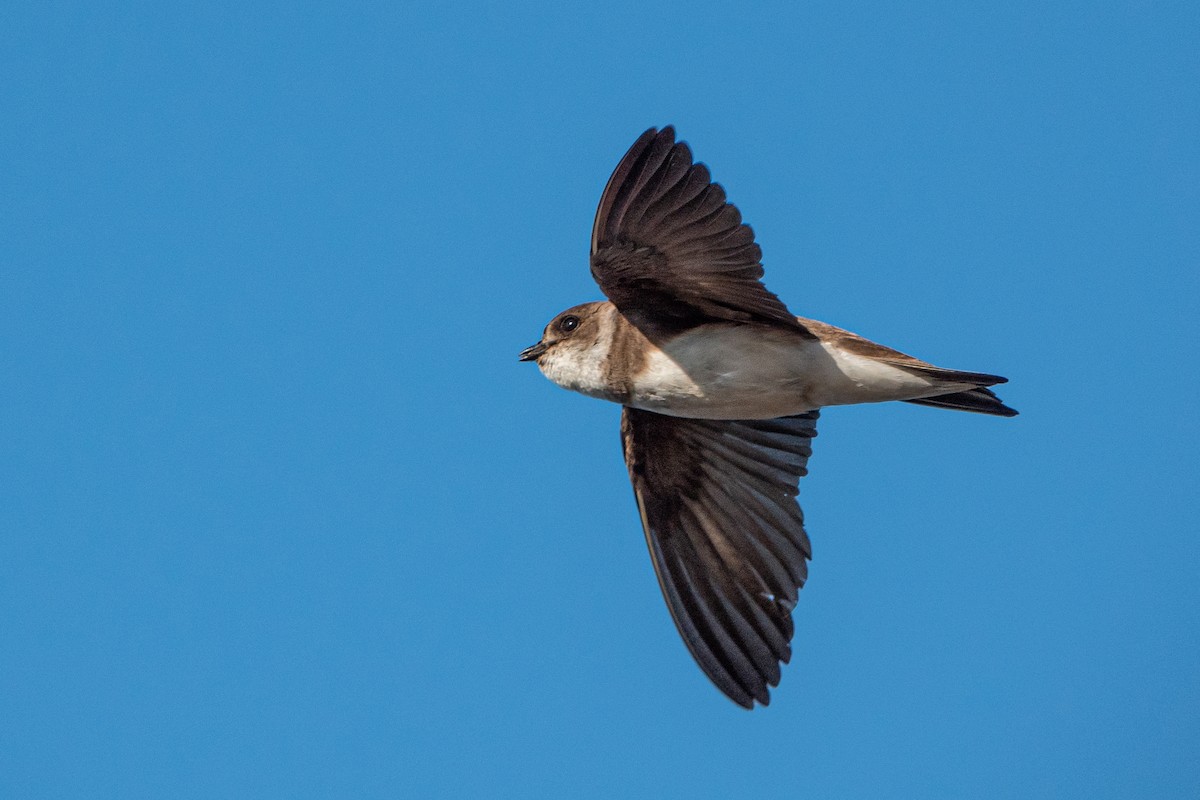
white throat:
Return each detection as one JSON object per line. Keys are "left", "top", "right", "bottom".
{"left": 537, "top": 310, "right": 618, "bottom": 401}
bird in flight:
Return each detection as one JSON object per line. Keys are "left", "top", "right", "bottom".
{"left": 519, "top": 126, "right": 1017, "bottom": 708}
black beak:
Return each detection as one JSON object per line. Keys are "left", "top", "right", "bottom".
{"left": 518, "top": 341, "right": 549, "bottom": 362}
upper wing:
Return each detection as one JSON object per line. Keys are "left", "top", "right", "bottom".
{"left": 591, "top": 127, "right": 808, "bottom": 332}
{"left": 620, "top": 407, "right": 819, "bottom": 708}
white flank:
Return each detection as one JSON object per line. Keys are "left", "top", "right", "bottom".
{"left": 626, "top": 325, "right": 967, "bottom": 420}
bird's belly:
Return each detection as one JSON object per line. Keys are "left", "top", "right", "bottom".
{"left": 625, "top": 325, "right": 950, "bottom": 420}
{"left": 625, "top": 328, "right": 826, "bottom": 419}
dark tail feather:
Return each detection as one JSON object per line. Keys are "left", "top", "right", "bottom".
{"left": 905, "top": 386, "right": 1019, "bottom": 417}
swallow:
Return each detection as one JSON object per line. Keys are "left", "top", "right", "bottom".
{"left": 520, "top": 126, "right": 1016, "bottom": 708}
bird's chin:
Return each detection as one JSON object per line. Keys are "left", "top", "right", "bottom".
{"left": 518, "top": 341, "right": 549, "bottom": 362}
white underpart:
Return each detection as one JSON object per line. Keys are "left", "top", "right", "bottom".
{"left": 627, "top": 325, "right": 971, "bottom": 420}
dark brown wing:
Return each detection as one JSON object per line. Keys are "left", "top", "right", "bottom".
{"left": 620, "top": 407, "right": 819, "bottom": 708}
{"left": 591, "top": 127, "right": 808, "bottom": 332}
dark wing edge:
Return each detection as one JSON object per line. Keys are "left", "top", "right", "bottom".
{"left": 591, "top": 127, "right": 807, "bottom": 331}
{"left": 620, "top": 407, "right": 819, "bottom": 708}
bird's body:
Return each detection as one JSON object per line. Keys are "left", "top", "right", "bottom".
{"left": 534, "top": 300, "right": 997, "bottom": 420}
{"left": 520, "top": 126, "right": 1016, "bottom": 709}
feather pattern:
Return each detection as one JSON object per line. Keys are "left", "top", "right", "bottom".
{"left": 591, "top": 127, "right": 810, "bottom": 333}
{"left": 620, "top": 407, "right": 819, "bottom": 708}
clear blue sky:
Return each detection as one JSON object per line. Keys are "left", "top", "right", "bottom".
{"left": 2, "top": 2, "right": 1197, "bottom": 797}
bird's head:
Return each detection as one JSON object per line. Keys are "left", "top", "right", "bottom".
{"left": 519, "top": 301, "right": 617, "bottom": 397}
{"left": 518, "top": 302, "right": 609, "bottom": 363}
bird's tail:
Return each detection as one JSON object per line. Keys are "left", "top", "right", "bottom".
{"left": 904, "top": 384, "right": 1018, "bottom": 417}
{"left": 799, "top": 316, "right": 1020, "bottom": 418}
{"left": 875, "top": 359, "right": 1018, "bottom": 417}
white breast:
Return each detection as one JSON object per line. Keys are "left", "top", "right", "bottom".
{"left": 627, "top": 326, "right": 826, "bottom": 419}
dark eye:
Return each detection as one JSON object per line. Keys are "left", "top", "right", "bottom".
{"left": 558, "top": 315, "right": 579, "bottom": 333}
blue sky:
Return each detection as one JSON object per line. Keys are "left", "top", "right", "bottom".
{"left": 2, "top": 1, "right": 1197, "bottom": 797}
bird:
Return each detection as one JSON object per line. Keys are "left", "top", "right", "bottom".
{"left": 519, "top": 126, "right": 1017, "bottom": 709}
